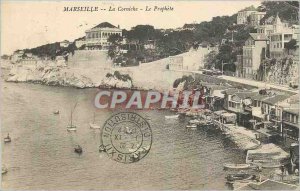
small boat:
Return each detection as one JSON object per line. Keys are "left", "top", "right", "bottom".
{"left": 67, "top": 125, "right": 77, "bottom": 132}
{"left": 131, "top": 152, "right": 140, "bottom": 161}
{"left": 189, "top": 119, "right": 201, "bottom": 124}
{"left": 2, "top": 166, "right": 8, "bottom": 175}
{"left": 53, "top": 110, "right": 59, "bottom": 115}
{"left": 223, "top": 163, "right": 251, "bottom": 170}
{"left": 186, "top": 124, "right": 197, "bottom": 128}
{"left": 67, "top": 103, "right": 78, "bottom": 132}
{"left": 4, "top": 134, "right": 11, "bottom": 143}
{"left": 165, "top": 114, "right": 179, "bottom": 119}
{"left": 226, "top": 173, "right": 253, "bottom": 182}
{"left": 99, "top": 145, "right": 106, "bottom": 152}
{"left": 89, "top": 123, "right": 100, "bottom": 129}
{"left": 89, "top": 113, "right": 101, "bottom": 129}
{"left": 74, "top": 145, "right": 83, "bottom": 154}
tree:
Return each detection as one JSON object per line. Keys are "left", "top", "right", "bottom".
{"left": 108, "top": 34, "right": 123, "bottom": 45}
{"left": 262, "top": 1, "right": 299, "bottom": 24}
{"left": 285, "top": 39, "right": 297, "bottom": 54}
{"left": 203, "top": 51, "right": 218, "bottom": 69}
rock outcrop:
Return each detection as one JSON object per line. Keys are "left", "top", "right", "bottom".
{"left": 5, "top": 62, "right": 132, "bottom": 89}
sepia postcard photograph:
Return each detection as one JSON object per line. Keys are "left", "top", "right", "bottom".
{"left": 0, "top": 0, "right": 299, "bottom": 190}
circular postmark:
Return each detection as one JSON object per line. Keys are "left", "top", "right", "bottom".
{"left": 101, "top": 112, "right": 152, "bottom": 163}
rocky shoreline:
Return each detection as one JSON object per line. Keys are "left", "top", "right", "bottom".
{"left": 3, "top": 61, "right": 133, "bottom": 89}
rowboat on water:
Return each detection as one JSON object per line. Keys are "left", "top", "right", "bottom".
{"left": 99, "top": 145, "right": 106, "bottom": 152}
{"left": 223, "top": 163, "right": 251, "bottom": 170}
{"left": 165, "top": 114, "right": 179, "bottom": 119}
{"left": 74, "top": 145, "right": 83, "bottom": 154}
{"left": 4, "top": 134, "right": 11, "bottom": 143}
{"left": 189, "top": 119, "right": 201, "bottom": 124}
{"left": 53, "top": 110, "right": 59, "bottom": 115}
{"left": 2, "top": 166, "right": 8, "bottom": 175}
{"left": 226, "top": 173, "right": 254, "bottom": 182}
{"left": 186, "top": 124, "right": 197, "bottom": 129}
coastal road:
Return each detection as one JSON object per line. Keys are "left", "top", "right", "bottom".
{"left": 218, "top": 75, "right": 299, "bottom": 94}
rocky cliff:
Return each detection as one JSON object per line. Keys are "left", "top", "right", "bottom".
{"left": 4, "top": 61, "right": 133, "bottom": 89}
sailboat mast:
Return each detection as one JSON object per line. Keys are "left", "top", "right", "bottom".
{"left": 70, "top": 109, "right": 72, "bottom": 127}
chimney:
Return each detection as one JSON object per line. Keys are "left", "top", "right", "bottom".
{"left": 118, "top": 25, "right": 120, "bottom": 29}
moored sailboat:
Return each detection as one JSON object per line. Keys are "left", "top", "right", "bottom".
{"left": 67, "top": 102, "right": 78, "bottom": 132}
{"left": 89, "top": 112, "right": 100, "bottom": 129}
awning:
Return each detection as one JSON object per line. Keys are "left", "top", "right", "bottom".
{"left": 240, "top": 111, "right": 250, "bottom": 115}
{"left": 263, "top": 121, "right": 272, "bottom": 124}
{"left": 252, "top": 107, "right": 264, "bottom": 118}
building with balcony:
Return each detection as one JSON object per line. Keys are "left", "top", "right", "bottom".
{"left": 85, "top": 22, "right": 122, "bottom": 50}
{"left": 237, "top": 6, "right": 257, "bottom": 25}
{"left": 223, "top": 89, "right": 257, "bottom": 127}
{"left": 282, "top": 105, "right": 299, "bottom": 142}
{"left": 257, "top": 24, "right": 274, "bottom": 37}
{"left": 274, "top": 94, "right": 300, "bottom": 144}
{"left": 250, "top": 12, "right": 266, "bottom": 26}
{"left": 269, "top": 14, "right": 297, "bottom": 58}
{"left": 242, "top": 33, "right": 269, "bottom": 79}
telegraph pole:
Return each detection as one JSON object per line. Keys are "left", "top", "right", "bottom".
{"left": 222, "top": 60, "right": 224, "bottom": 75}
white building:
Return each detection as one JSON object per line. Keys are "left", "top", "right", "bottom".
{"left": 168, "top": 56, "right": 184, "bottom": 70}
{"left": 242, "top": 33, "right": 269, "bottom": 79}
{"left": 60, "top": 40, "right": 71, "bottom": 48}
{"left": 269, "top": 14, "right": 297, "bottom": 58}
{"left": 11, "top": 50, "right": 24, "bottom": 63}
{"left": 75, "top": 40, "right": 86, "bottom": 48}
{"left": 250, "top": 12, "right": 266, "bottom": 26}
{"left": 85, "top": 22, "right": 122, "bottom": 49}
{"left": 237, "top": 6, "right": 257, "bottom": 25}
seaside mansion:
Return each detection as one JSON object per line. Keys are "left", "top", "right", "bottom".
{"left": 83, "top": 22, "right": 122, "bottom": 50}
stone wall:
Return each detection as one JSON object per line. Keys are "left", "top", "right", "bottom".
{"left": 67, "top": 50, "right": 113, "bottom": 69}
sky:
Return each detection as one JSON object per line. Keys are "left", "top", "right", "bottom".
{"left": 1, "top": 1, "right": 261, "bottom": 55}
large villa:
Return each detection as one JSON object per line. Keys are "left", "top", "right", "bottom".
{"left": 84, "top": 22, "right": 122, "bottom": 50}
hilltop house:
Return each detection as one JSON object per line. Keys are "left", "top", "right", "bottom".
{"left": 269, "top": 14, "right": 297, "bottom": 58}
{"left": 250, "top": 11, "right": 266, "bottom": 26}
{"left": 85, "top": 22, "right": 122, "bottom": 50}
{"left": 237, "top": 6, "right": 257, "bottom": 25}
{"left": 11, "top": 50, "right": 24, "bottom": 63}
{"left": 60, "top": 40, "right": 71, "bottom": 48}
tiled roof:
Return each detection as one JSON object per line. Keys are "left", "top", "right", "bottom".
{"left": 251, "top": 94, "right": 269, "bottom": 101}
{"left": 284, "top": 108, "right": 299, "bottom": 115}
{"left": 235, "top": 92, "right": 257, "bottom": 99}
{"left": 224, "top": 88, "right": 251, "bottom": 95}
{"left": 249, "top": 33, "right": 269, "bottom": 41}
{"left": 92, "top": 22, "right": 117, "bottom": 29}
{"left": 263, "top": 94, "right": 291, "bottom": 105}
